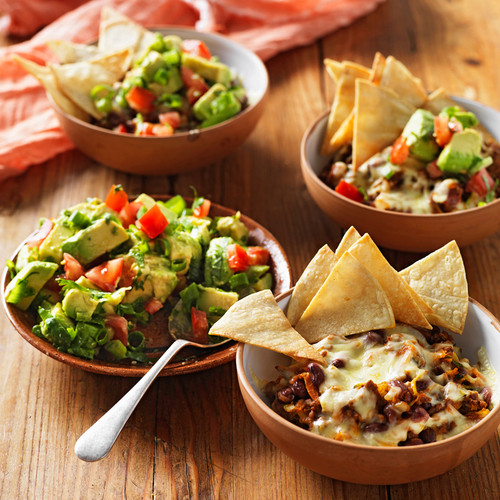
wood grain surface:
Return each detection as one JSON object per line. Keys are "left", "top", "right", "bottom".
{"left": 1, "top": 0, "right": 500, "bottom": 498}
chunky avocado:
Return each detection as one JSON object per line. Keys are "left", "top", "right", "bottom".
{"left": 14, "top": 244, "right": 38, "bottom": 272}
{"left": 181, "top": 53, "right": 231, "bottom": 85}
{"left": 216, "top": 214, "right": 248, "bottom": 245}
{"left": 5, "top": 261, "right": 58, "bottom": 310}
{"left": 193, "top": 83, "right": 228, "bottom": 120}
{"left": 252, "top": 272, "right": 273, "bottom": 292}
{"left": 180, "top": 216, "right": 211, "bottom": 246}
{"left": 437, "top": 129, "right": 483, "bottom": 173}
{"left": 65, "top": 199, "right": 115, "bottom": 221}
{"left": 440, "top": 106, "right": 478, "bottom": 129}
{"left": 402, "top": 109, "right": 439, "bottom": 162}
{"left": 197, "top": 285, "right": 238, "bottom": 313}
{"left": 204, "top": 236, "right": 233, "bottom": 287}
{"left": 39, "top": 302, "right": 75, "bottom": 350}
{"left": 38, "top": 219, "right": 76, "bottom": 263}
{"left": 166, "top": 231, "right": 202, "bottom": 275}
{"left": 61, "top": 218, "right": 129, "bottom": 265}
{"left": 62, "top": 287, "right": 99, "bottom": 321}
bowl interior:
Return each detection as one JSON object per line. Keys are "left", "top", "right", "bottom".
{"left": 3, "top": 196, "right": 292, "bottom": 377}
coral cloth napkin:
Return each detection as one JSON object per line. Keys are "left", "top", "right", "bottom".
{"left": 0, "top": 0, "right": 385, "bottom": 181}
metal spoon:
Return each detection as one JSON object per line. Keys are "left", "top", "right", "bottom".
{"left": 74, "top": 337, "right": 230, "bottom": 462}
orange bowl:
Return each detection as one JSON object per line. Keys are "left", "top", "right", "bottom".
{"left": 300, "top": 98, "right": 500, "bottom": 252}
{"left": 51, "top": 28, "right": 268, "bottom": 175}
{"left": 236, "top": 289, "right": 500, "bottom": 484}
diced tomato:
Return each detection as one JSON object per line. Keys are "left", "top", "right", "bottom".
{"left": 105, "top": 184, "right": 128, "bottom": 212}
{"left": 126, "top": 86, "right": 156, "bottom": 114}
{"left": 390, "top": 136, "right": 410, "bottom": 165}
{"left": 63, "top": 252, "right": 84, "bottom": 281}
{"left": 433, "top": 116, "right": 453, "bottom": 147}
{"left": 186, "top": 87, "right": 203, "bottom": 106}
{"left": 246, "top": 246, "right": 270, "bottom": 266}
{"left": 159, "top": 111, "right": 181, "bottom": 130}
{"left": 334, "top": 179, "right": 365, "bottom": 203}
{"left": 136, "top": 204, "right": 168, "bottom": 239}
{"left": 181, "top": 67, "right": 209, "bottom": 105}
{"left": 193, "top": 199, "right": 211, "bottom": 218}
{"left": 191, "top": 307, "right": 209, "bottom": 343}
{"left": 466, "top": 168, "right": 496, "bottom": 197}
{"left": 114, "top": 124, "right": 128, "bottom": 134}
{"left": 105, "top": 315, "right": 129, "bottom": 346}
{"left": 182, "top": 39, "right": 212, "bottom": 60}
{"left": 85, "top": 257, "right": 124, "bottom": 292}
{"left": 145, "top": 297, "right": 164, "bottom": 315}
{"left": 426, "top": 160, "right": 443, "bottom": 179}
{"left": 151, "top": 123, "right": 174, "bottom": 137}
{"left": 137, "top": 121, "right": 156, "bottom": 136}
{"left": 26, "top": 218, "right": 53, "bottom": 248}
{"left": 227, "top": 243, "right": 250, "bottom": 272}
{"left": 117, "top": 258, "right": 137, "bottom": 288}
{"left": 119, "top": 201, "right": 143, "bottom": 228}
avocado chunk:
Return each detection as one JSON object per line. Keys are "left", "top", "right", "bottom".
{"left": 62, "top": 287, "right": 99, "bottom": 321}
{"left": 64, "top": 199, "right": 115, "bottom": 220}
{"left": 182, "top": 53, "right": 231, "bottom": 85}
{"left": 14, "top": 244, "right": 38, "bottom": 272}
{"left": 440, "top": 106, "right": 478, "bottom": 129}
{"left": 252, "top": 272, "right": 273, "bottom": 292}
{"left": 198, "top": 285, "right": 238, "bottom": 313}
{"left": 38, "top": 302, "right": 75, "bottom": 350}
{"left": 193, "top": 83, "right": 228, "bottom": 120}
{"left": 166, "top": 231, "right": 202, "bottom": 276}
{"left": 5, "top": 261, "right": 58, "bottom": 310}
{"left": 61, "top": 218, "right": 129, "bottom": 265}
{"left": 402, "top": 109, "right": 439, "bottom": 162}
{"left": 216, "top": 214, "right": 248, "bottom": 245}
{"left": 204, "top": 236, "right": 233, "bottom": 287}
{"left": 192, "top": 84, "right": 242, "bottom": 128}
{"left": 437, "top": 129, "right": 483, "bottom": 173}
{"left": 38, "top": 219, "right": 76, "bottom": 263}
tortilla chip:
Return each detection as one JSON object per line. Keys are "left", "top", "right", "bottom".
{"left": 399, "top": 241, "right": 468, "bottom": 334}
{"left": 379, "top": 56, "right": 428, "bottom": 108}
{"left": 322, "top": 62, "right": 371, "bottom": 155}
{"left": 353, "top": 79, "right": 415, "bottom": 168}
{"left": 324, "top": 58, "right": 343, "bottom": 83}
{"left": 335, "top": 226, "right": 361, "bottom": 258}
{"left": 294, "top": 252, "right": 395, "bottom": 343}
{"left": 423, "top": 88, "right": 458, "bottom": 115}
{"left": 348, "top": 234, "right": 432, "bottom": 329}
{"left": 50, "top": 48, "right": 132, "bottom": 118}
{"left": 328, "top": 109, "right": 355, "bottom": 153}
{"left": 370, "top": 52, "right": 386, "bottom": 85}
{"left": 287, "top": 245, "right": 337, "bottom": 326}
{"left": 209, "top": 290, "right": 325, "bottom": 364}
{"left": 12, "top": 55, "right": 90, "bottom": 121}
{"left": 47, "top": 40, "right": 103, "bottom": 64}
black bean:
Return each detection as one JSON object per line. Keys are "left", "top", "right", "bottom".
{"left": 416, "top": 379, "right": 429, "bottom": 392}
{"left": 332, "top": 358, "right": 345, "bottom": 368}
{"left": 277, "top": 387, "right": 294, "bottom": 403}
{"left": 364, "top": 422, "right": 388, "bottom": 433}
{"left": 292, "top": 379, "right": 308, "bottom": 399}
{"left": 409, "top": 406, "right": 429, "bottom": 422}
{"left": 482, "top": 387, "right": 493, "bottom": 406}
{"left": 383, "top": 404, "right": 398, "bottom": 425}
{"left": 419, "top": 428, "right": 436, "bottom": 444}
{"left": 307, "top": 362, "right": 325, "bottom": 387}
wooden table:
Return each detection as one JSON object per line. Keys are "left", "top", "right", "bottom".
{"left": 1, "top": 0, "right": 500, "bottom": 498}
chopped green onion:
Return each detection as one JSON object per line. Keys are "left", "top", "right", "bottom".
{"left": 171, "top": 259, "right": 187, "bottom": 272}
{"left": 163, "top": 195, "right": 186, "bottom": 215}
{"left": 157, "top": 93, "right": 183, "bottom": 108}
{"left": 128, "top": 331, "right": 145, "bottom": 351}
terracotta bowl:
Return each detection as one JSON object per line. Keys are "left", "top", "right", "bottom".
{"left": 51, "top": 28, "right": 268, "bottom": 175}
{"left": 300, "top": 97, "right": 500, "bottom": 252}
{"left": 236, "top": 289, "right": 500, "bottom": 484}
{"left": 2, "top": 197, "right": 292, "bottom": 377}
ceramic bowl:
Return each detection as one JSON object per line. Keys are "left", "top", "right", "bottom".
{"left": 300, "top": 97, "right": 500, "bottom": 252}
{"left": 51, "top": 28, "right": 268, "bottom": 175}
{"left": 236, "top": 289, "right": 500, "bottom": 484}
{"left": 2, "top": 197, "right": 291, "bottom": 377}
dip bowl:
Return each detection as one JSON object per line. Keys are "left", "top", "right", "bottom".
{"left": 51, "top": 28, "right": 268, "bottom": 175}
{"left": 300, "top": 98, "right": 500, "bottom": 252}
{"left": 236, "top": 289, "right": 500, "bottom": 484}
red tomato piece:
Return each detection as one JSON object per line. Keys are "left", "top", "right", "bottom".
{"left": 63, "top": 252, "right": 84, "bottom": 281}
{"left": 114, "top": 124, "right": 128, "bottom": 134}
{"left": 126, "top": 86, "right": 156, "bottom": 114}
{"left": 191, "top": 307, "right": 209, "bottom": 343}
{"left": 159, "top": 111, "right": 181, "bottom": 130}
{"left": 466, "top": 168, "right": 496, "bottom": 197}
{"left": 426, "top": 160, "right": 443, "bottom": 179}
{"left": 145, "top": 297, "right": 164, "bottom": 315}
{"left": 334, "top": 180, "right": 365, "bottom": 203}
{"left": 182, "top": 39, "right": 212, "bottom": 60}
{"left": 137, "top": 121, "right": 156, "bottom": 136}
{"left": 119, "top": 201, "right": 143, "bottom": 228}
{"left": 105, "top": 184, "right": 129, "bottom": 212}
{"left": 85, "top": 257, "right": 124, "bottom": 292}
{"left": 136, "top": 204, "right": 168, "bottom": 239}
{"left": 181, "top": 66, "right": 209, "bottom": 105}
{"left": 152, "top": 124, "right": 174, "bottom": 137}
{"left": 193, "top": 199, "right": 211, "bottom": 218}
{"left": 227, "top": 243, "right": 250, "bottom": 272}
{"left": 246, "top": 246, "right": 270, "bottom": 266}
{"left": 105, "top": 315, "right": 129, "bottom": 346}
{"left": 390, "top": 136, "right": 410, "bottom": 165}
{"left": 26, "top": 218, "right": 53, "bottom": 248}
{"left": 433, "top": 116, "right": 453, "bottom": 147}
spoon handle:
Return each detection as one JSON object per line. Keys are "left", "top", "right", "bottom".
{"left": 74, "top": 338, "right": 190, "bottom": 462}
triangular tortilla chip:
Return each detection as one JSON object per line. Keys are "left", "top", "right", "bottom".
{"left": 324, "top": 58, "right": 343, "bottom": 83}
{"left": 379, "top": 56, "right": 428, "bottom": 108}
{"left": 423, "top": 88, "right": 457, "bottom": 115}
{"left": 353, "top": 79, "right": 416, "bottom": 168}
{"left": 399, "top": 241, "right": 468, "bottom": 334}
{"left": 12, "top": 55, "right": 90, "bottom": 121}
{"left": 287, "top": 245, "right": 337, "bottom": 326}
{"left": 50, "top": 48, "right": 132, "bottom": 118}
{"left": 209, "top": 290, "right": 325, "bottom": 364}
{"left": 335, "top": 226, "right": 361, "bottom": 258}
{"left": 47, "top": 40, "right": 103, "bottom": 64}
{"left": 348, "top": 234, "right": 432, "bottom": 329}
{"left": 294, "top": 252, "right": 395, "bottom": 343}
{"left": 322, "top": 62, "right": 371, "bottom": 155}
{"left": 370, "top": 52, "right": 386, "bottom": 85}
{"left": 328, "top": 109, "right": 355, "bottom": 153}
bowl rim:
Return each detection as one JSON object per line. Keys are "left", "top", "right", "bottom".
{"left": 300, "top": 100, "right": 500, "bottom": 220}
{"left": 50, "top": 25, "right": 269, "bottom": 139}
{"left": 2, "top": 195, "right": 291, "bottom": 377}
{"left": 236, "top": 288, "right": 500, "bottom": 453}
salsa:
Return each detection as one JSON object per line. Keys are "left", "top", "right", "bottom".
{"left": 5, "top": 186, "right": 272, "bottom": 363}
